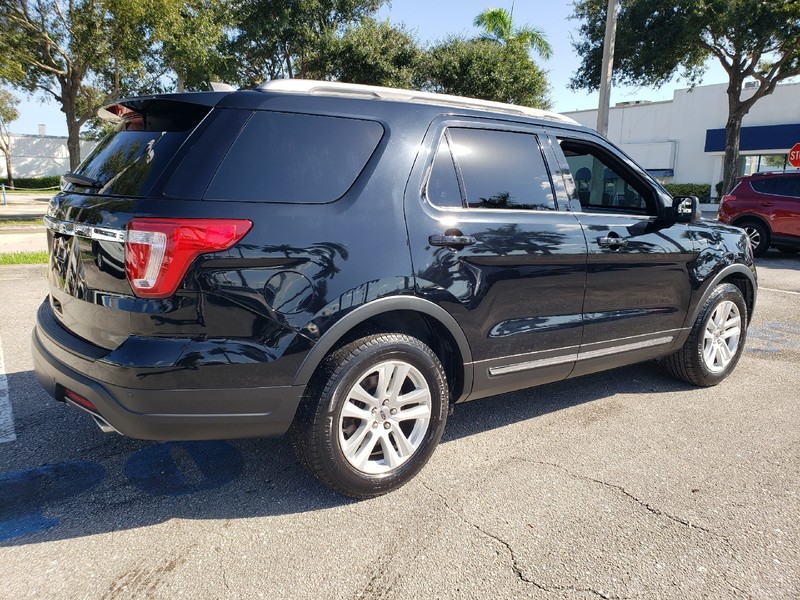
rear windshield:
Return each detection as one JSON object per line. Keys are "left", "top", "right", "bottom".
{"left": 67, "top": 100, "right": 209, "bottom": 197}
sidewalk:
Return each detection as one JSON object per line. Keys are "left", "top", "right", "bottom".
{"left": 0, "top": 193, "right": 52, "bottom": 254}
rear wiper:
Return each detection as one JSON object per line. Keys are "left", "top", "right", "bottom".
{"left": 63, "top": 172, "right": 103, "bottom": 188}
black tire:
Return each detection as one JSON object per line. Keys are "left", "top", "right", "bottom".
{"left": 776, "top": 245, "right": 800, "bottom": 255}
{"left": 663, "top": 283, "right": 748, "bottom": 387}
{"left": 291, "top": 333, "right": 449, "bottom": 498}
{"left": 740, "top": 220, "right": 770, "bottom": 257}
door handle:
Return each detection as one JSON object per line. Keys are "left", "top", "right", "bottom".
{"left": 597, "top": 235, "right": 628, "bottom": 249}
{"left": 429, "top": 234, "right": 477, "bottom": 248}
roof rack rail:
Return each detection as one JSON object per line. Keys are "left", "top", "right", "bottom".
{"left": 257, "top": 79, "right": 578, "bottom": 125}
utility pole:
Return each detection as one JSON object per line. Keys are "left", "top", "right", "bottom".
{"left": 596, "top": 0, "right": 619, "bottom": 137}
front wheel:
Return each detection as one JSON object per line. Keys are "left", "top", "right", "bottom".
{"left": 663, "top": 283, "right": 748, "bottom": 387}
{"left": 291, "top": 333, "right": 449, "bottom": 498}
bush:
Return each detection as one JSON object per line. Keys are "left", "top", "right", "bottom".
{"left": 0, "top": 176, "right": 61, "bottom": 190}
{"left": 663, "top": 183, "right": 711, "bottom": 201}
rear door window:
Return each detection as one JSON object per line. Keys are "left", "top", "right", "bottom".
{"left": 205, "top": 111, "right": 384, "bottom": 203}
{"left": 447, "top": 127, "right": 556, "bottom": 211}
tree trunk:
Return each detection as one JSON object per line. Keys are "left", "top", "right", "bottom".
{"left": 4, "top": 150, "right": 13, "bottom": 188}
{"left": 177, "top": 72, "right": 185, "bottom": 93}
{"left": 66, "top": 120, "right": 82, "bottom": 172}
{"left": 721, "top": 77, "right": 746, "bottom": 196}
{"left": 722, "top": 116, "right": 742, "bottom": 197}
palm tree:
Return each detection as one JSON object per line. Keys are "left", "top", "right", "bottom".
{"left": 473, "top": 7, "right": 552, "bottom": 60}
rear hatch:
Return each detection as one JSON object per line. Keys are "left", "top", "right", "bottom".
{"left": 44, "top": 94, "right": 223, "bottom": 350}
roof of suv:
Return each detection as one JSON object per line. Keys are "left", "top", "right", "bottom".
{"left": 256, "top": 79, "right": 580, "bottom": 125}
{"left": 99, "top": 79, "right": 580, "bottom": 127}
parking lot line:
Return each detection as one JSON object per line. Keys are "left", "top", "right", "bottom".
{"left": 0, "top": 335, "right": 16, "bottom": 443}
{"left": 760, "top": 287, "right": 800, "bottom": 296}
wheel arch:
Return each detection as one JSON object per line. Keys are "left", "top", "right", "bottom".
{"left": 730, "top": 213, "right": 772, "bottom": 234}
{"left": 689, "top": 264, "right": 757, "bottom": 328}
{"left": 292, "top": 296, "right": 474, "bottom": 403}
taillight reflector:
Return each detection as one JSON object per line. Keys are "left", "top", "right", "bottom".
{"left": 721, "top": 195, "right": 735, "bottom": 204}
{"left": 64, "top": 388, "right": 98, "bottom": 413}
{"left": 126, "top": 218, "right": 252, "bottom": 298}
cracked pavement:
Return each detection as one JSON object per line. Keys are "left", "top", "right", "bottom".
{"left": 1, "top": 254, "right": 798, "bottom": 599}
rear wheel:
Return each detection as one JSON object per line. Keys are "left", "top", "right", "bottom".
{"left": 663, "top": 283, "right": 748, "bottom": 387}
{"left": 291, "top": 333, "right": 449, "bottom": 498}
{"left": 740, "top": 220, "right": 770, "bottom": 257}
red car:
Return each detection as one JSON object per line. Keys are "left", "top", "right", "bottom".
{"left": 719, "top": 171, "right": 800, "bottom": 256}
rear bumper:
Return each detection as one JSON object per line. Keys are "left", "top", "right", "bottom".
{"left": 31, "top": 318, "right": 304, "bottom": 441}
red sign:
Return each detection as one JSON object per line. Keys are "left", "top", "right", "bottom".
{"left": 790, "top": 142, "right": 800, "bottom": 168}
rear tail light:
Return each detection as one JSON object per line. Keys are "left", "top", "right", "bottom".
{"left": 721, "top": 195, "right": 735, "bottom": 204}
{"left": 126, "top": 218, "right": 252, "bottom": 298}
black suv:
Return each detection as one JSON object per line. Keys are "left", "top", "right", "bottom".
{"left": 32, "top": 80, "right": 757, "bottom": 498}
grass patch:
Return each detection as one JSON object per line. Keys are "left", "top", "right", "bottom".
{"left": 0, "top": 217, "right": 44, "bottom": 228}
{"left": 0, "top": 250, "right": 49, "bottom": 265}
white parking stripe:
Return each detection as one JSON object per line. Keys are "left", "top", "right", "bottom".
{"left": 761, "top": 287, "right": 800, "bottom": 296}
{"left": 0, "top": 336, "right": 16, "bottom": 443}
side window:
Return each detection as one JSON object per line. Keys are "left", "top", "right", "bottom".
{"left": 447, "top": 128, "right": 556, "bottom": 211}
{"left": 559, "top": 138, "right": 653, "bottom": 215}
{"left": 750, "top": 179, "right": 775, "bottom": 194}
{"left": 426, "top": 133, "right": 464, "bottom": 208}
{"left": 765, "top": 177, "right": 800, "bottom": 198}
{"left": 205, "top": 111, "right": 384, "bottom": 203}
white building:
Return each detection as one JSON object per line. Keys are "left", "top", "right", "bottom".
{"left": 1, "top": 132, "right": 97, "bottom": 180}
{"left": 564, "top": 81, "right": 800, "bottom": 198}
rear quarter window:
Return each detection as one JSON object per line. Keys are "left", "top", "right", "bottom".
{"left": 204, "top": 111, "right": 384, "bottom": 203}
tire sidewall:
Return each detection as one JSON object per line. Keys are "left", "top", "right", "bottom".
{"left": 319, "top": 337, "right": 448, "bottom": 495}
{"left": 691, "top": 284, "right": 748, "bottom": 385}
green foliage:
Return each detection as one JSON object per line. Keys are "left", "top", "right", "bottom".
{"left": 0, "top": 250, "right": 49, "bottom": 265}
{"left": 425, "top": 37, "right": 550, "bottom": 109}
{"left": 316, "top": 18, "right": 423, "bottom": 88}
{"left": 223, "top": 0, "right": 386, "bottom": 86}
{"left": 0, "top": 89, "right": 19, "bottom": 126}
{"left": 663, "top": 183, "right": 711, "bottom": 199}
{"left": 474, "top": 7, "right": 552, "bottom": 59}
{"left": 570, "top": 0, "right": 800, "bottom": 195}
{"left": 1, "top": 176, "right": 61, "bottom": 189}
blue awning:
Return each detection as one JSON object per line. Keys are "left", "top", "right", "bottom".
{"left": 705, "top": 123, "right": 800, "bottom": 152}
{"left": 647, "top": 169, "right": 674, "bottom": 177}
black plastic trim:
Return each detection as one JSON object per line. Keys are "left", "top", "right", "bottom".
{"left": 292, "top": 296, "right": 474, "bottom": 393}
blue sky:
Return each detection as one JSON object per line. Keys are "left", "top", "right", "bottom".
{"left": 9, "top": 0, "right": 727, "bottom": 136}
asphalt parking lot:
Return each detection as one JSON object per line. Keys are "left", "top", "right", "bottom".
{"left": 1, "top": 254, "right": 798, "bottom": 599}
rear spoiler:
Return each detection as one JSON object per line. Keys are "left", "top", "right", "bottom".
{"left": 97, "top": 92, "right": 229, "bottom": 123}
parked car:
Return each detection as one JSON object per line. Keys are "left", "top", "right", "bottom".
{"left": 32, "top": 80, "right": 757, "bottom": 498}
{"left": 718, "top": 171, "right": 800, "bottom": 256}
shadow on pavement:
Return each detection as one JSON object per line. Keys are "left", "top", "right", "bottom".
{"left": 1, "top": 361, "right": 690, "bottom": 546}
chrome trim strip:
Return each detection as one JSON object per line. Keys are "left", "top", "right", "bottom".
{"left": 489, "top": 352, "right": 578, "bottom": 376}
{"left": 488, "top": 334, "right": 677, "bottom": 377}
{"left": 577, "top": 335, "right": 674, "bottom": 361}
{"left": 44, "top": 216, "right": 126, "bottom": 242}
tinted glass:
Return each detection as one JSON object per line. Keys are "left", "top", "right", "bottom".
{"left": 205, "top": 111, "right": 384, "bottom": 203}
{"left": 448, "top": 128, "right": 555, "bottom": 211}
{"left": 71, "top": 101, "right": 209, "bottom": 197}
{"left": 426, "top": 135, "right": 463, "bottom": 208}
{"left": 753, "top": 176, "right": 800, "bottom": 198}
{"left": 560, "top": 139, "right": 650, "bottom": 214}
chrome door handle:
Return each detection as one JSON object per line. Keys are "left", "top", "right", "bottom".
{"left": 597, "top": 235, "right": 628, "bottom": 249}
{"left": 429, "top": 234, "right": 477, "bottom": 248}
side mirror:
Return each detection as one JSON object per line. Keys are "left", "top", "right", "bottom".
{"left": 671, "top": 195, "right": 702, "bottom": 224}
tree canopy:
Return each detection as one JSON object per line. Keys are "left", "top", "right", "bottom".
{"left": 571, "top": 0, "right": 800, "bottom": 193}
{"left": 474, "top": 7, "right": 552, "bottom": 59}
{"left": 425, "top": 37, "right": 550, "bottom": 109}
